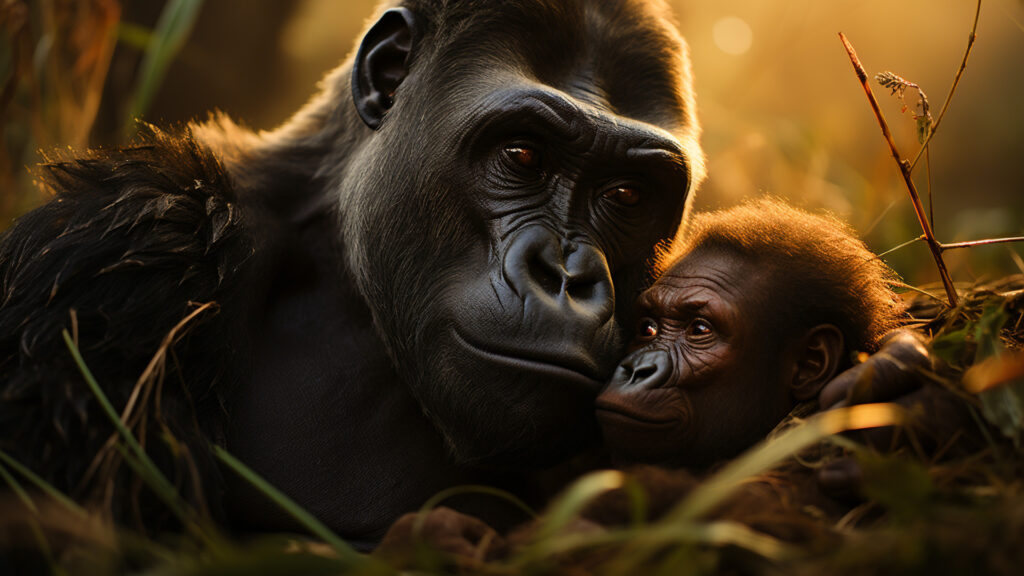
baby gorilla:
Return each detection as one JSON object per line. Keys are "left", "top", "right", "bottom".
{"left": 376, "top": 199, "right": 903, "bottom": 564}
{"left": 596, "top": 197, "right": 902, "bottom": 468}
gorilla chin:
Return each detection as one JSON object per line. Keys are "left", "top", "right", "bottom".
{"left": 420, "top": 327, "right": 606, "bottom": 467}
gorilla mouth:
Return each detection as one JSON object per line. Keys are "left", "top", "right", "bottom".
{"left": 451, "top": 329, "right": 604, "bottom": 393}
{"left": 594, "top": 392, "right": 678, "bottom": 426}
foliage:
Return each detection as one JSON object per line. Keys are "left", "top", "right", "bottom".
{"left": 123, "top": 0, "right": 204, "bottom": 138}
{"left": 874, "top": 71, "right": 933, "bottom": 144}
{"left": 3, "top": 293, "right": 1024, "bottom": 574}
{"left": 912, "top": 274, "right": 1024, "bottom": 444}
{"left": 0, "top": 0, "right": 203, "bottom": 222}
{"left": 848, "top": 0, "right": 1024, "bottom": 309}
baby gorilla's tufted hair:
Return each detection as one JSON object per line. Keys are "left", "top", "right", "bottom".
{"left": 660, "top": 197, "right": 904, "bottom": 353}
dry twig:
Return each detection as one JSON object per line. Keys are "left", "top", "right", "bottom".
{"left": 839, "top": 32, "right": 959, "bottom": 308}
{"left": 909, "top": 0, "right": 982, "bottom": 172}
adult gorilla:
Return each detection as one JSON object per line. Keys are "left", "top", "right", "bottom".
{"left": 0, "top": 0, "right": 932, "bottom": 546}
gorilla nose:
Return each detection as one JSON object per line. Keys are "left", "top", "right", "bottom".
{"left": 610, "top": 349, "right": 672, "bottom": 390}
{"left": 505, "top": 228, "right": 613, "bottom": 322}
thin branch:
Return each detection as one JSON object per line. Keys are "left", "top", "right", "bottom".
{"left": 926, "top": 147, "right": 933, "bottom": 233}
{"left": 909, "top": 0, "right": 982, "bottom": 172}
{"left": 940, "top": 236, "right": 1024, "bottom": 251}
{"left": 875, "top": 235, "right": 926, "bottom": 259}
{"left": 839, "top": 33, "right": 959, "bottom": 307}
{"left": 863, "top": 198, "right": 900, "bottom": 237}
{"left": 1009, "top": 249, "right": 1024, "bottom": 274}
{"left": 889, "top": 280, "right": 946, "bottom": 304}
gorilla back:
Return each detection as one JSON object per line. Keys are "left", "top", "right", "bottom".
{"left": 0, "top": 0, "right": 703, "bottom": 543}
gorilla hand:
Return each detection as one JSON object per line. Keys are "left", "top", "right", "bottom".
{"left": 374, "top": 507, "right": 506, "bottom": 568}
{"left": 816, "top": 329, "right": 980, "bottom": 497}
{"left": 819, "top": 330, "right": 932, "bottom": 411}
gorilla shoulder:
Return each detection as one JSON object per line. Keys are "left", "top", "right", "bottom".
{"left": 0, "top": 125, "right": 253, "bottom": 521}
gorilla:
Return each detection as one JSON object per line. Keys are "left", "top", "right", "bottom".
{"left": 596, "top": 198, "right": 903, "bottom": 469}
{"left": 377, "top": 199, "right": 906, "bottom": 564}
{"left": 0, "top": 0, "right": 932, "bottom": 547}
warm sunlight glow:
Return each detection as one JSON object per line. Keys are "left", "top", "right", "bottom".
{"left": 713, "top": 16, "right": 753, "bottom": 56}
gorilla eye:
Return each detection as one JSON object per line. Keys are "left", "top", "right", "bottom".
{"left": 686, "top": 318, "right": 714, "bottom": 339}
{"left": 638, "top": 318, "right": 659, "bottom": 341}
{"left": 504, "top": 145, "right": 541, "bottom": 170}
{"left": 602, "top": 186, "right": 641, "bottom": 206}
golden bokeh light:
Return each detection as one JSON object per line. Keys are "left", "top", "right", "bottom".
{"left": 712, "top": 16, "right": 753, "bottom": 55}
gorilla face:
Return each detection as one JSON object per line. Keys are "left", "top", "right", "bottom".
{"left": 342, "top": 0, "right": 703, "bottom": 466}
{"left": 595, "top": 249, "right": 794, "bottom": 468}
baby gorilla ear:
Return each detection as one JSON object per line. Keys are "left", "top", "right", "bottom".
{"left": 789, "top": 325, "right": 844, "bottom": 402}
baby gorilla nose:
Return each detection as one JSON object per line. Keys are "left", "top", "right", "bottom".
{"left": 611, "top": 349, "right": 673, "bottom": 390}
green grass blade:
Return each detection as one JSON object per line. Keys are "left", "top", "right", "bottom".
{"left": 211, "top": 445, "right": 370, "bottom": 567}
{"left": 417, "top": 484, "right": 537, "bottom": 521}
{"left": 540, "top": 519, "right": 792, "bottom": 561}
{"left": 117, "top": 22, "right": 155, "bottom": 51}
{"left": 602, "top": 404, "right": 904, "bottom": 571}
{"left": 0, "top": 459, "right": 72, "bottom": 576}
{"left": 0, "top": 460, "right": 37, "bottom": 513}
{"left": 61, "top": 330, "right": 199, "bottom": 531}
{"left": 0, "top": 449, "right": 87, "bottom": 517}
{"left": 533, "top": 470, "right": 624, "bottom": 541}
{"left": 512, "top": 470, "right": 626, "bottom": 566}
{"left": 669, "top": 403, "right": 904, "bottom": 522}
{"left": 123, "top": 0, "right": 204, "bottom": 134}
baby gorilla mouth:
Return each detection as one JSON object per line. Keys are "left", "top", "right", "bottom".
{"left": 595, "top": 386, "right": 690, "bottom": 464}
{"left": 451, "top": 329, "right": 605, "bottom": 393}
{"left": 594, "top": 388, "right": 682, "bottom": 426}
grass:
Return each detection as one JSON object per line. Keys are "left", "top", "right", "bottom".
{"left": 1, "top": 284, "right": 1022, "bottom": 574}
{"left": 0, "top": 0, "right": 204, "bottom": 222}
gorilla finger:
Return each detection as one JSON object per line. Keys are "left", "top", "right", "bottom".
{"left": 819, "top": 363, "right": 865, "bottom": 409}
{"left": 845, "top": 351, "right": 922, "bottom": 405}
{"left": 878, "top": 329, "right": 930, "bottom": 366}
{"left": 820, "top": 331, "right": 932, "bottom": 410}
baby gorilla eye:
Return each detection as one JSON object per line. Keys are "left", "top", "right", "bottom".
{"left": 638, "top": 317, "right": 659, "bottom": 341}
{"left": 685, "top": 318, "right": 714, "bottom": 340}
{"left": 504, "top": 145, "right": 541, "bottom": 170}
{"left": 602, "top": 186, "right": 641, "bottom": 207}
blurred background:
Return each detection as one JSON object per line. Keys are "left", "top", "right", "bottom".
{"left": 1, "top": 0, "right": 1022, "bottom": 287}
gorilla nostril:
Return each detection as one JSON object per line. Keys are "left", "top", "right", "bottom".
{"left": 528, "top": 253, "right": 564, "bottom": 296}
{"left": 567, "top": 279, "right": 595, "bottom": 303}
{"left": 505, "top": 229, "right": 612, "bottom": 324}
{"left": 631, "top": 364, "right": 657, "bottom": 384}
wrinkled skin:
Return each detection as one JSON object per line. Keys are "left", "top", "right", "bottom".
{"left": 595, "top": 249, "right": 797, "bottom": 466}
{"left": 593, "top": 248, "right": 961, "bottom": 484}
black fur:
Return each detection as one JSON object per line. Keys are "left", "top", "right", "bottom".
{"left": 0, "top": 125, "right": 252, "bottom": 527}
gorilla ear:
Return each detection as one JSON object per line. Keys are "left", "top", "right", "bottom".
{"left": 789, "top": 324, "right": 844, "bottom": 402}
{"left": 352, "top": 8, "right": 418, "bottom": 129}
